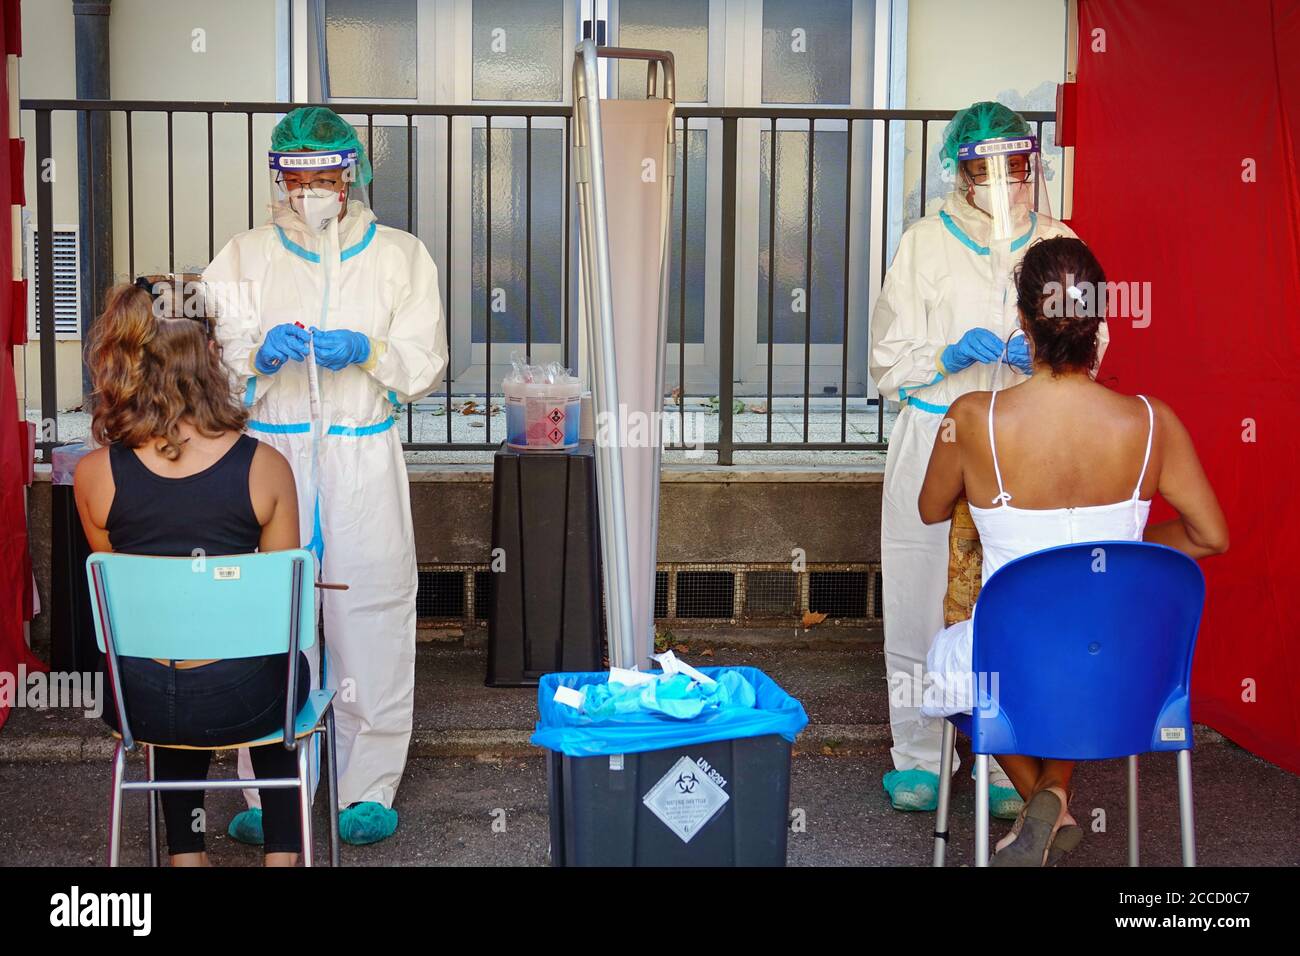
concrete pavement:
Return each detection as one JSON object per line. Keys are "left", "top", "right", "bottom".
{"left": 1, "top": 640, "right": 1295, "bottom": 866}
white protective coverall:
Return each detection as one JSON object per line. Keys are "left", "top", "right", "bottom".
{"left": 205, "top": 199, "right": 448, "bottom": 807}
{"left": 869, "top": 190, "right": 1107, "bottom": 775}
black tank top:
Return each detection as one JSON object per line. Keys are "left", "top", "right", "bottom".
{"left": 106, "top": 434, "right": 263, "bottom": 557}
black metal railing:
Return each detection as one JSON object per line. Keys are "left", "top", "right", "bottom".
{"left": 20, "top": 99, "right": 1055, "bottom": 463}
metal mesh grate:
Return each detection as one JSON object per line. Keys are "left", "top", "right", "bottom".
{"left": 808, "top": 570, "right": 869, "bottom": 619}
{"left": 675, "top": 570, "right": 735, "bottom": 619}
{"left": 416, "top": 562, "right": 881, "bottom": 626}
{"left": 416, "top": 569, "right": 465, "bottom": 619}
{"left": 473, "top": 570, "right": 494, "bottom": 623}
{"left": 744, "top": 570, "right": 800, "bottom": 619}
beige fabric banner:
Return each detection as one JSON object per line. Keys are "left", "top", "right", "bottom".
{"left": 597, "top": 97, "right": 673, "bottom": 666}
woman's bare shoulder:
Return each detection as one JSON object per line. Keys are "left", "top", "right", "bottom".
{"left": 1135, "top": 392, "right": 1174, "bottom": 417}
{"left": 948, "top": 390, "right": 993, "bottom": 419}
{"left": 72, "top": 445, "right": 112, "bottom": 489}
{"left": 249, "top": 438, "right": 293, "bottom": 480}
{"left": 1132, "top": 393, "right": 1189, "bottom": 441}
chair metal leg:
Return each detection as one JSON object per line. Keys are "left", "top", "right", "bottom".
{"left": 933, "top": 721, "right": 956, "bottom": 867}
{"left": 297, "top": 743, "right": 314, "bottom": 868}
{"left": 147, "top": 746, "right": 160, "bottom": 867}
{"left": 108, "top": 741, "right": 127, "bottom": 868}
{"left": 1127, "top": 755, "right": 1140, "bottom": 867}
{"left": 326, "top": 708, "right": 341, "bottom": 867}
{"left": 974, "top": 753, "right": 990, "bottom": 867}
{"left": 1177, "top": 749, "right": 1196, "bottom": 867}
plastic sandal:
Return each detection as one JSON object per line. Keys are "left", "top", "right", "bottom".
{"left": 989, "top": 789, "right": 1063, "bottom": 867}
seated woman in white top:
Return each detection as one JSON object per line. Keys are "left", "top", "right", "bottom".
{"left": 916, "top": 236, "right": 1228, "bottom": 866}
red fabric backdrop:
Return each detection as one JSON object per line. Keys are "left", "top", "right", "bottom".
{"left": 0, "top": 0, "right": 42, "bottom": 733}
{"left": 1070, "top": 0, "right": 1300, "bottom": 773}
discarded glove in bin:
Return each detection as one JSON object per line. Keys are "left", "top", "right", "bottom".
{"left": 532, "top": 653, "right": 807, "bottom": 756}
{"left": 533, "top": 654, "right": 808, "bottom": 866}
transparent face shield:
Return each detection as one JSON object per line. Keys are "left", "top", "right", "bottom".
{"left": 268, "top": 147, "right": 361, "bottom": 233}
{"left": 957, "top": 136, "right": 1049, "bottom": 241}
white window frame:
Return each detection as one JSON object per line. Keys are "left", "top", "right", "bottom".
{"left": 606, "top": 0, "right": 726, "bottom": 394}
{"left": 447, "top": 0, "right": 579, "bottom": 391}
{"left": 297, "top": 0, "right": 440, "bottom": 253}
{"left": 291, "top": 0, "right": 442, "bottom": 269}
{"left": 732, "top": 0, "right": 877, "bottom": 398}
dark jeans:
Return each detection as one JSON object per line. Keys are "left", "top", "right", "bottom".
{"left": 102, "top": 653, "right": 312, "bottom": 855}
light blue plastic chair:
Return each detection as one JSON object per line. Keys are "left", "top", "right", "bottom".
{"left": 86, "top": 549, "right": 339, "bottom": 867}
{"left": 932, "top": 541, "right": 1205, "bottom": 868}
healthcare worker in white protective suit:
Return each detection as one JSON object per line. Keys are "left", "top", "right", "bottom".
{"left": 204, "top": 107, "right": 448, "bottom": 845}
{"left": 869, "top": 102, "right": 1107, "bottom": 817}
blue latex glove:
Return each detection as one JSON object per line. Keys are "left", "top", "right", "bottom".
{"left": 578, "top": 670, "right": 759, "bottom": 722}
{"left": 310, "top": 327, "right": 371, "bottom": 371}
{"left": 254, "top": 323, "right": 310, "bottom": 375}
{"left": 1004, "top": 335, "right": 1033, "bottom": 375}
{"left": 940, "top": 327, "right": 1004, "bottom": 375}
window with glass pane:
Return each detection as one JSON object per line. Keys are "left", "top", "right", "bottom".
{"left": 761, "top": 0, "right": 853, "bottom": 104}
{"left": 471, "top": 127, "right": 566, "bottom": 347}
{"left": 473, "top": 0, "right": 566, "bottom": 102}
{"left": 354, "top": 124, "right": 414, "bottom": 231}
{"left": 667, "top": 127, "right": 707, "bottom": 346}
{"left": 756, "top": 128, "right": 849, "bottom": 346}
{"left": 616, "top": 0, "right": 709, "bottom": 102}
{"left": 321, "top": 0, "right": 418, "bottom": 99}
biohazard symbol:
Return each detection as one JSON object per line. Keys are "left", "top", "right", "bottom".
{"left": 675, "top": 772, "right": 699, "bottom": 794}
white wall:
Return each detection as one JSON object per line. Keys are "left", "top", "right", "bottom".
{"left": 107, "top": 0, "right": 281, "bottom": 277}
{"left": 21, "top": 0, "right": 282, "bottom": 272}
{"left": 16, "top": 0, "right": 282, "bottom": 409}
{"left": 905, "top": 0, "right": 1067, "bottom": 109}
{"left": 899, "top": 0, "right": 1068, "bottom": 223}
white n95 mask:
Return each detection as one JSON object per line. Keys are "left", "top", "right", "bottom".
{"left": 291, "top": 187, "right": 345, "bottom": 233}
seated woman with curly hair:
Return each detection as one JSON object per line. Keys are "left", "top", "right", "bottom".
{"left": 74, "top": 279, "right": 307, "bottom": 867}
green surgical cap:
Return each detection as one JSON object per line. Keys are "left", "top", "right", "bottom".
{"left": 940, "top": 101, "right": 1032, "bottom": 169}
{"left": 271, "top": 106, "right": 373, "bottom": 186}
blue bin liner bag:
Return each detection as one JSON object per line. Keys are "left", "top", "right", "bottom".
{"left": 531, "top": 666, "right": 809, "bottom": 757}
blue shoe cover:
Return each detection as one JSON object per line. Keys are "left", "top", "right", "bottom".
{"left": 969, "top": 766, "right": 1026, "bottom": 820}
{"left": 339, "top": 801, "right": 398, "bottom": 845}
{"left": 989, "top": 784, "right": 1025, "bottom": 821}
{"left": 882, "top": 769, "right": 939, "bottom": 812}
{"left": 227, "top": 808, "right": 264, "bottom": 845}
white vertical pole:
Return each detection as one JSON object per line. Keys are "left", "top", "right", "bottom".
{"left": 573, "top": 40, "right": 637, "bottom": 668}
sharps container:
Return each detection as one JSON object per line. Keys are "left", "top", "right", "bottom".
{"left": 504, "top": 378, "right": 583, "bottom": 451}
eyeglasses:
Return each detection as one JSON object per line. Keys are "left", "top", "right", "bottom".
{"left": 963, "top": 159, "right": 1034, "bottom": 185}
{"left": 275, "top": 172, "right": 348, "bottom": 191}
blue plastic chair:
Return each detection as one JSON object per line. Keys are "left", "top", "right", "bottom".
{"left": 931, "top": 541, "right": 1205, "bottom": 868}
{"left": 86, "top": 549, "right": 340, "bottom": 867}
